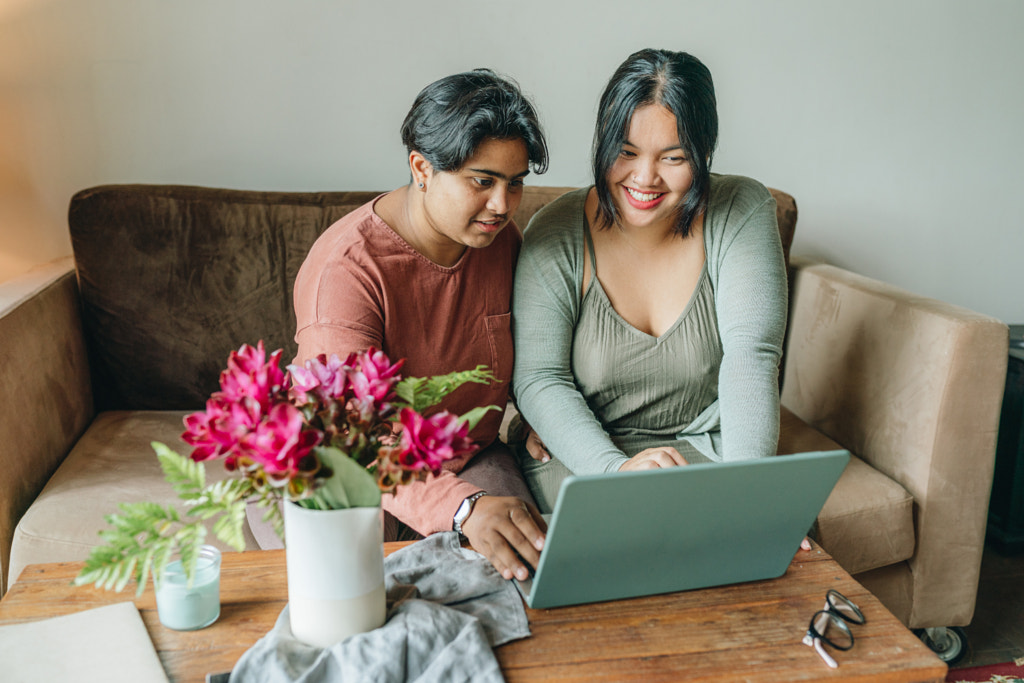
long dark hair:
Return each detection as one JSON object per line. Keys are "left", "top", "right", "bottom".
{"left": 401, "top": 69, "right": 548, "bottom": 175}
{"left": 592, "top": 49, "right": 718, "bottom": 236}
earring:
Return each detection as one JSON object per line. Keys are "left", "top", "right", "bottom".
{"left": 418, "top": 182, "right": 425, "bottom": 189}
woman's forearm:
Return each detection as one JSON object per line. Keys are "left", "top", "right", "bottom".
{"left": 511, "top": 233, "right": 628, "bottom": 474}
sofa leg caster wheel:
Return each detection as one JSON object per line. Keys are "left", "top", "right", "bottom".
{"left": 915, "top": 626, "right": 967, "bottom": 665}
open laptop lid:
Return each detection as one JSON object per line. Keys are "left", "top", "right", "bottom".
{"left": 518, "top": 449, "right": 849, "bottom": 609}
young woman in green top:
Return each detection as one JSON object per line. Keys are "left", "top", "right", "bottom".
{"left": 511, "top": 49, "right": 789, "bottom": 512}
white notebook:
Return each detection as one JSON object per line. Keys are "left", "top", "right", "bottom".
{"left": 0, "top": 601, "right": 169, "bottom": 683}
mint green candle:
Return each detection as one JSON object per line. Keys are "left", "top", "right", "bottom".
{"left": 154, "top": 545, "right": 222, "bottom": 631}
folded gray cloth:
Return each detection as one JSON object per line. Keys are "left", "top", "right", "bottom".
{"left": 229, "top": 532, "right": 530, "bottom": 683}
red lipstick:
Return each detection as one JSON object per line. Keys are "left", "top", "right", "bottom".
{"left": 623, "top": 186, "right": 667, "bottom": 210}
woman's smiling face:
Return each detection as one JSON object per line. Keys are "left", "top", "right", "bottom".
{"left": 606, "top": 104, "right": 694, "bottom": 232}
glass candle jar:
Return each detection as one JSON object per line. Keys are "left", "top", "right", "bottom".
{"left": 154, "top": 545, "right": 222, "bottom": 631}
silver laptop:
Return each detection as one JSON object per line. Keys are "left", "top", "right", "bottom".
{"left": 515, "top": 449, "right": 850, "bottom": 609}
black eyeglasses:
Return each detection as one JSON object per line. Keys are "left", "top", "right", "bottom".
{"left": 802, "top": 589, "right": 867, "bottom": 668}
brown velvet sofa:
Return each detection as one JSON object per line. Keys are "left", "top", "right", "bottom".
{"left": 0, "top": 185, "right": 1007, "bottom": 644}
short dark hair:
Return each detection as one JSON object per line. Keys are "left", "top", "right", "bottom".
{"left": 592, "top": 49, "right": 718, "bottom": 236}
{"left": 401, "top": 69, "right": 548, "bottom": 175}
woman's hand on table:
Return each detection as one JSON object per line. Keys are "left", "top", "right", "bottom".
{"left": 461, "top": 496, "right": 547, "bottom": 582}
{"left": 618, "top": 446, "right": 689, "bottom": 471}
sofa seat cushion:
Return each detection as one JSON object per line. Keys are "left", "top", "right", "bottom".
{"left": 7, "top": 410, "right": 257, "bottom": 588}
{"left": 778, "top": 407, "right": 915, "bottom": 575}
{"left": 815, "top": 456, "right": 915, "bottom": 574}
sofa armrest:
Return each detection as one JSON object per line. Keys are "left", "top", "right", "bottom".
{"left": 0, "top": 257, "right": 94, "bottom": 595}
{"left": 781, "top": 261, "right": 1008, "bottom": 627}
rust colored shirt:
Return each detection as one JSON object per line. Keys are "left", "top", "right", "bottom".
{"left": 293, "top": 193, "right": 521, "bottom": 534}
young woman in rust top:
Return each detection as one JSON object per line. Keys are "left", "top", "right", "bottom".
{"left": 291, "top": 70, "right": 549, "bottom": 582}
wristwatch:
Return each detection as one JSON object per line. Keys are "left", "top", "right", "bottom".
{"left": 453, "top": 491, "right": 488, "bottom": 537}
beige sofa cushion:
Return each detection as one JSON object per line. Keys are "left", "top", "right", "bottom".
{"left": 815, "top": 457, "right": 915, "bottom": 574}
{"left": 778, "top": 407, "right": 915, "bottom": 575}
{"left": 8, "top": 411, "right": 257, "bottom": 587}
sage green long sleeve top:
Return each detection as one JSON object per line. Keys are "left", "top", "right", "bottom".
{"left": 511, "top": 175, "right": 787, "bottom": 474}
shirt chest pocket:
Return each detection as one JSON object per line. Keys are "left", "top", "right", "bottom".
{"left": 484, "top": 312, "right": 513, "bottom": 385}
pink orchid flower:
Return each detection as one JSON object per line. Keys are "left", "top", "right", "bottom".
{"left": 183, "top": 396, "right": 262, "bottom": 461}
{"left": 217, "top": 341, "right": 287, "bottom": 413}
{"left": 238, "top": 403, "right": 322, "bottom": 480}
{"left": 287, "top": 352, "right": 352, "bottom": 406}
{"left": 395, "top": 408, "right": 475, "bottom": 473}
{"left": 349, "top": 348, "right": 404, "bottom": 419}
{"left": 180, "top": 340, "right": 490, "bottom": 508}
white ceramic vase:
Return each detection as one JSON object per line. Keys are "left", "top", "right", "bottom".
{"left": 282, "top": 501, "right": 387, "bottom": 648}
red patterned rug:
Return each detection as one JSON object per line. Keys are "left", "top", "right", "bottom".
{"left": 946, "top": 658, "right": 1024, "bottom": 682}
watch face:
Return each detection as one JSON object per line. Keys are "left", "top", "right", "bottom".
{"left": 454, "top": 493, "right": 486, "bottom": 533}
{"left": 454, "top": 499, "right": 471, "bottom": 531}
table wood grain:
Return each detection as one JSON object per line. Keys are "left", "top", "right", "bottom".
{"left": 0, "top": 542, "right": 946, "bottom": 682}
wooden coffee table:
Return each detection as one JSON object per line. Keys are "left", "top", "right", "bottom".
{"left": 0, "top": 542, "right": 945, "bottom": 682}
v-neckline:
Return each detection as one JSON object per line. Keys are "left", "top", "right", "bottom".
{"left": 581, "top": 195, "right": 711, "bottom": 341}
{"left": 585, "top": 262, "right": 710, "bottom": 342}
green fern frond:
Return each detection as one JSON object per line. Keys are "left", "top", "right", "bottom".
{"left": 167, "top": 524, "right": 208, "bottom": 587}
{"left": 75, "top": 546, "right": 133, "bottom": 591}
{"left": 146, "top": 540, "right": 177, "bottom": 590}
{"left": 252, "top": 490, "right": 285, "bottom": 541}
{"left": 154, "top": 442, "right": 205, "bottom": 500}
{"left": 104, "top": 556, "right": 138, "bottom": 593}
{"left": 263, "top": 504, "right": 285, "bottom": 541}
{"left": 395, "top": 376, "right": 426, "bottom": 406}
{"left": 189, "top": 478, "right": 253, "bottom": 521}
{"left": 456, "top": 405, "right": 501, "bottom": 432}
{"left": 74, "top": 442, "right": 257, "bottom": 595}
{"left": 97, "top": 503, "right": 179, "bottom": 549}
{"left": 396, "top": 365, "right": 498, "bottom": 412}
{"left": 211, "top": 504, "right": 246, "bottom": 552}
{"left": 76, "top": 533, "right": 178, "bottom": 596}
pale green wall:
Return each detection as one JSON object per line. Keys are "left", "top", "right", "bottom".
{"left": 1, "top": 0, "right": 1022, "bottom": 321}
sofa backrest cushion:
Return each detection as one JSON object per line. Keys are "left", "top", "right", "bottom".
{"left": 70, "top": 186, "right": 379, "bottom": 409}
{"left": 68, "top": 183, "right": 795, "bottom": 410}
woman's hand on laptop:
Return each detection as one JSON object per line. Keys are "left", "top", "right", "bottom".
{"left": 618, "top": 446, "right": 689, "bottom": 471}
{"left": 462, "top": 496, "right": 548, "bottom": 582}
